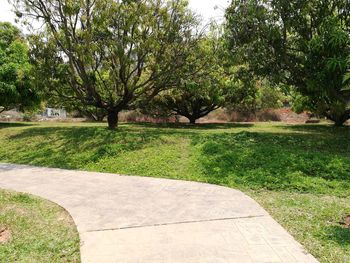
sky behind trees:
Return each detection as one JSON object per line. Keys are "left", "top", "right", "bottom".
{"left": 0, "top": 0, "right": 230, "bottom": 28}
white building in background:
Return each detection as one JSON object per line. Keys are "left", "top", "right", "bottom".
{"left": 44, "top": 108, "right": 67, "bottom": 118}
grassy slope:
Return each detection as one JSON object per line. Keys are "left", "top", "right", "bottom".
{"left": 0, "top": 122, "right": 349, "bottom": 262}
{"left": 0, "top": 189, "right": 80, "bottom": 262}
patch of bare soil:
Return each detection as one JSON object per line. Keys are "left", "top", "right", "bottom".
{"left": 340, "top": 214, "right": 350, "bottom": 228}
{"left": 0, "top": 227, "right": 11, "bottom": 244}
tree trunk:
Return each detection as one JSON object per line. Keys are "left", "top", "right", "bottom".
{"left": 107, "top": 110, "right": 119, "bottom": 130}
{"left": 96, "top": 114, "right": 106, "bottom": 122}
{"left": 189, "top": 117, "right": 197, "bottom": 124}
{"left": 331, "top": 111, "right": 350, "bottom": 127}
{"left": 334, "top": 118, "right": 347, "bottom": 127}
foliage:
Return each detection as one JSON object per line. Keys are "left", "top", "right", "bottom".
{"left": 143, "top": 29, "right": 262, "bottom": 124}
{"left": 12, "top": 0, "right": 201, "bottom": 129}
{"left": 29, "top": 34, "right": 105, "bottom": 121}
{"left": 144, "top": 33, "right": 225, "bottom": 124}
{"left": 0, "top": 22, "right": 39, "bottom": 113}
{"left": 0, "top": 122, "right": 349, "bottom": 262}
{"left": 0, "top": 189, "right": 80, "bottom": 262}
{"left": 223, "top": 66, "right": 258, "bottom": 113}
{"left": 224, "top": 69, "right": 288, "bottom": 114}
{"left": 256, "top": 81, "right": 286, "bottom": 110}
{"left": 225, "top": 0, "right": 350, "bottom": 125}
{"left": 22, "top": 111, "right": 36, "bottom": 122}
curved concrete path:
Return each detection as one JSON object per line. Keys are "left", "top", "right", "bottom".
{"left": 0, "top": 164, "right": 318, "bottom": 263}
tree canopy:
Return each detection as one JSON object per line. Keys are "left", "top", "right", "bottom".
{"left": 12, "top": 0, "right": 202, "bottom": 129}
{"left": 6, "top": 0, "right": 350, "bottom": 126}
{"left": 145, "top": 32, "right": 226, "bottom": 124}
{"left": 0, "top": 22, "right": 39, "bottom": 113}
{"left": 225, "top": 0, "right": 350, "bottom": 125}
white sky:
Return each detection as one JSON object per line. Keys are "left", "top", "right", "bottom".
{"left": 189, "top": 0, "right": 230, "bottom": 24}
{"left": 0, "top": 0, "right": 230, "bottom": 28}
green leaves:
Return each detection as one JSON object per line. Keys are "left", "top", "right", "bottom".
{"left": 326, "top": 58, "right": 347, "bottom": 72}
{"left": 0, "top": 22, "right": 39, "bottom": 112}
{"left": 342, "top": 73, "right": 350, "bottom": 91}
{"left": 342, "top": 56, "right": 350, "bottom": 91}
{"left": 143, "top": 30, "right": 227, "bottom": 123}
{"left": 225, "top": 0, "right": 350, "bottom": 125}
{"left": 15, "top": 0, "right": 201, "bottom": 127}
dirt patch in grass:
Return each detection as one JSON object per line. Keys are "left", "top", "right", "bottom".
{"left": 342, "top": 214, "right": 350, "bottom": 228}
{"left": 0, "top": 227, "right": 11, "bottom": 243}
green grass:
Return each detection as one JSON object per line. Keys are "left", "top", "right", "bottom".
{"left": 0, "top": 189, "right": 80, "bottom": 262}
{"left": 0, "top": 121, "right": 349, "bottom": 262}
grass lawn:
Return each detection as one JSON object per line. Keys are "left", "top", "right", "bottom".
{"left": 0, "top": 121, "right": 349, "bottom": 262}
{"left": 0, "top": 189, "right": 80, "bottom": 262}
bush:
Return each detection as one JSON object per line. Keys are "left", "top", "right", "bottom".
{"left": 22, "top": 112, "right": 37, "bottom": 122}
{"left": 257, "top": 85, "right": 285, "bottom": 110}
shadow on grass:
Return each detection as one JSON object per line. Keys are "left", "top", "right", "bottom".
{"left": 129, "top": 122, "right": 254, "bottom": 130}
{"left": 192, "top": 130, "right": 350, "bottom": 195}
{"left": 6, "top": 126, "right": 162, "bottom": 168}
{"left": 2, "top": 123, "right": 350, "bottom": 196}
{"left": 276, "top": 124, "right": 350, "bottom": 134}
{"left": 323, "top": 226, "right": 350, "bottom": 247}
{"left": 0, "top": 122, "right": 34, "bottom": 129}
{"left": 5, "top": 125, "right": 204, "bottom": 170}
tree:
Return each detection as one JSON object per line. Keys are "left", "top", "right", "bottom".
{"left": 256, "top": 81, "right": 286, "bottom": 110}
{"left": 0, "top": 22, "right": 39, "bottom": 113}
{"left": 29, "top": 34, "right": 106, "bottom": 121}
{"left": 223, "top": 64, "right": 258, "bottom": 115}
{"left": 225, "top": 0, "right": 350, "bottom": 125}
{"left": 146, "top": 34, "right": 225, "bottom": 124}
{"left": 12, "top": 0, "right": 200, "bottom": 129}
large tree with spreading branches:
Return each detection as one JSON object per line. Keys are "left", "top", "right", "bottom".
{"left": 225, "top": 0, "right": 350, "bottom": 126}
{"left": 12, "top": 0, "right": 201, "bottom": 129}
{"left": 145, "top": 33, "right": 226, "bottom": 124}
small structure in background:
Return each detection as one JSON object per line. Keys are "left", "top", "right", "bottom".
{"left": 43, "top": 108, "right": 67, "bottom": 119}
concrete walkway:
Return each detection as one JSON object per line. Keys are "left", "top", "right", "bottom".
{"left": 0, "top": 163, "right": 318, "bottom": 263}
